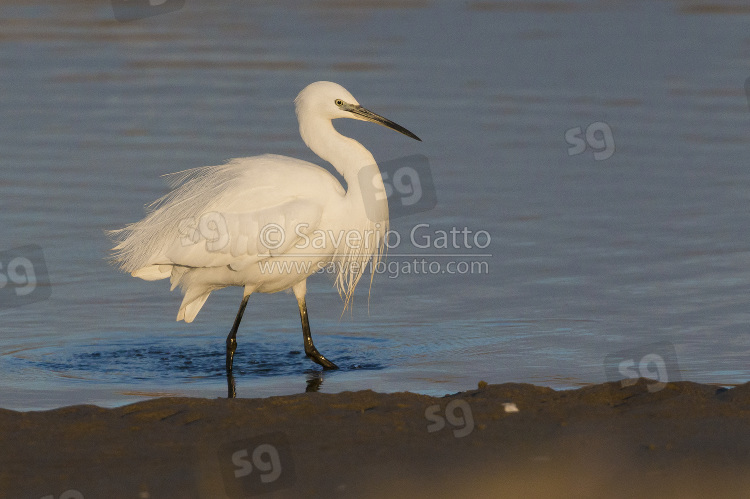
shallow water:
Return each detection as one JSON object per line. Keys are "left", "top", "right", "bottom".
{"left": 1, "top": 0, "right": 750, "bottom": 410}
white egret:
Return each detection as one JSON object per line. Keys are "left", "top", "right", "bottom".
{"left": 109, "top": 81, "right": 421, "bottom": 377}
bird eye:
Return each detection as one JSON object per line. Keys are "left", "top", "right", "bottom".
{"left": 335, "top": 99, "right": 344, "bottom": 107}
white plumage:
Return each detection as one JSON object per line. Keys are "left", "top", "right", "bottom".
{"left": 109, "top": 81, "right": 421, "bottom": 374}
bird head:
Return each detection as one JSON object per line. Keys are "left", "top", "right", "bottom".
{"left": 295, "top": 81, "right": 421, "bottom": 141}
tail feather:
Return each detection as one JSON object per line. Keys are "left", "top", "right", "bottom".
{"left": 132, "top": 265, "right": 172, "bottom": 281}
{"left": 170, "top": 266, "right": 189, "bottom": 291}
{"left": 177, "top": 289, "right": 212, "bottom": 323}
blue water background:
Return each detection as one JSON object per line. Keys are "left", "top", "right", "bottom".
{"left": 1, "top": 0, "right": 750, "bottom": 409}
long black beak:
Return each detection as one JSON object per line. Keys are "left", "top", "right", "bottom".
{"left": 342, "top": 103, "right": 421, "bottom": 142}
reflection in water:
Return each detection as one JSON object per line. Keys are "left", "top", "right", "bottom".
{"left": 305, "top": 370, "right": 324, "bottom": 393}
{"left": 227, "top": 371, "right": 236, "bottom": 399}
{"left": 226, "top": 368, "right": 325, "bottom": 398}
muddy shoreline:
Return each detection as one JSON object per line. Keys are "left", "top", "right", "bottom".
{"left": 2, "top": 379, "right": 749, "bottom": 498}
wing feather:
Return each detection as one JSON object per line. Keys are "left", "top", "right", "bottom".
{"left": 109, "top": 154, "right": 343, "bottom": 275}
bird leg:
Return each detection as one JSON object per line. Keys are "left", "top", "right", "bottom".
{"left": 298, "top": 297, "right": 338, "bottom": 369}
{"left": 226, "top": 294, "right": 250, "bottom": 373}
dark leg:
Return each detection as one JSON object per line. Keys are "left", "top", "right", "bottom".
{"left": 226, "top": 294, "right": 250, "bottom": 373}
{"left": 298, "top": 296, "right": 338, "bottom": 369}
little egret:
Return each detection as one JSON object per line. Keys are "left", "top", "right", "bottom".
{"left": 109, "top": 81, "right": 421, "bottom": 379}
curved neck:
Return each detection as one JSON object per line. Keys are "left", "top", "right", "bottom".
{"left": 298, "top": 115, "right": 388, "bottom": 226}
{"left": 299, "top": 116, "right": 376, "bottom": 185}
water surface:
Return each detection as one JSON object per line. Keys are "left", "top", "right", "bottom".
{"left": 1, "top": 0, "right": 750, "bottom": 410}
